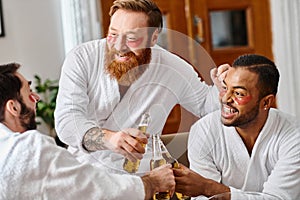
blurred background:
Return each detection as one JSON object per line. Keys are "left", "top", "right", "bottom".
{"left": 0, "top": 0, "right": 299, "bottom": 135}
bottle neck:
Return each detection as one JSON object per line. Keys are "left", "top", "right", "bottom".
{"left": 138, "top": 113, "right": 150, "bottom": 133}
{"left": 152, "top": 134, "right": 163, "bottom": 159}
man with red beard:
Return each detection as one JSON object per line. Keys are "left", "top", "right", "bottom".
{"left": 173, "top": 54, "right": 300, "bottom": 200}
{"left": 0, "top": 63, "right": 176, "bottom": 199}
{"left": 54, "top": 0, "right": 227, "bottom": 175}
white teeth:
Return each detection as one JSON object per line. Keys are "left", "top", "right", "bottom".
{"left": 223, "top": 106, "right": 235, "bottom": 114}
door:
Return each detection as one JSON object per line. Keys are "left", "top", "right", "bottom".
{"left": 189, "top": 0, "right": 273, "bottom": 67}
{"left": 99, "top": 0, "right": 273, "bottom": 134}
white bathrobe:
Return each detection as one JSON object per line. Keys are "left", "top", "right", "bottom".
{"left": 0, "top": 123, "right": 144, "bottom": 200}
{"left": 54, "top": 38, "right": 219, "bottom": 174}
{"left": 188, "top": 109, "right": 300, "bottom": 200}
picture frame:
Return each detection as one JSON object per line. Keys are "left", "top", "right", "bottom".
{"left": 0, "top": 0, "right": 4, "bottom": 37}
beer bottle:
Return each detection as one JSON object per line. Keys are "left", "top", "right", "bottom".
{"left": 160, "top": 140, "right": 190, "bottom": 200}
{"left": 123, "top": 113, "right": 150, "bottom": 173}
{"left": 150, "top": 133, "right": 170, "bottom": 200}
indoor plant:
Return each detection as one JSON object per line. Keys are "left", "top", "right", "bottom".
{"left": 34, "top": 75, "right": 66, "bottom": 147}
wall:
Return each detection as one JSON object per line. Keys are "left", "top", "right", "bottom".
{"left": 0, "top": 0, "right": 65, "bottom": 134}
{"left": 0, "top": 0, "right": 64, "bottom": 82}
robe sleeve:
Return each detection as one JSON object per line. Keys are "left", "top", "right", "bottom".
{"left": 1, "top": 130, "right": 145, "bottom": 199}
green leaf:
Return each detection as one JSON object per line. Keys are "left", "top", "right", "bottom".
{"left": 34, "top": 74, "right": 58, "bottom": 130}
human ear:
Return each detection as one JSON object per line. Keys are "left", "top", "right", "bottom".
{"left": 149, "top": 29, "right": 159, "bottom": 46}
{"left": 262, "top": 94, "right": 275, "bottom": 110}
{"left": 5, "top": 100, "right": 20, "bottom": 116}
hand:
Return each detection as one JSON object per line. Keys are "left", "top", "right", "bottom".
{"left": 173, "top": 164, "right": 204, "bottom": 197}
{"left": 174, "top": 165, "right": 230, "bottom": 198}
{"left": 104, "top": 128, "right": 148, "bottom": 161}
{"left": 142, "top": 164, "right": 175, "bottom": 200}
{"left": 210, "top": 64, "right": 229, "bottom": 91}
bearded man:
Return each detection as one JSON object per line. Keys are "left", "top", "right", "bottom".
{"left": 54, "top": 0, "right": 227, "bottom": 175}
{"left": 0, "top": 63, "right": 176, "bottom": 199}
{"left": 173, "top": 54, "right": 300, "bottom": 200}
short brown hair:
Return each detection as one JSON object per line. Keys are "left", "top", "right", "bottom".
{"left": 109, "top": 0, "right": 163, "bottom": 33}
{"left": 0, "top": 63, "right": 22, "bottom": 122}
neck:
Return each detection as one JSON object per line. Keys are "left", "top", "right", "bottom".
{"left": 2, "top": 118, "right": 25, "bottom": 133}
{"left": 235, "top": 112, "right": 268, "bottom": 156}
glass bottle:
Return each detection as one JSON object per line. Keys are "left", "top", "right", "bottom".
{"left": 123, "top": 113, "right": 150, "bottom": 173}
{"left": 150, "top": 133, "right": 170, "bottom": 200}
{"left": 160, "top": 140, "right": 190, "bottom": 200}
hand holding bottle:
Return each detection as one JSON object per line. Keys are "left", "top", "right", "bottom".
{"left": 160, "top": 140, "right": 189, "bottom": 200}
{"left": 123, "top": 113, "right": 151, "bottom": 173}
{"left": 142, "top": 164, "right": 175, "bottom": 200}
{"left": 173, "top": 164, "right": 203, "bottom": 197}
{"left": 104, "top": 128, "right": 148, "bottom": 162}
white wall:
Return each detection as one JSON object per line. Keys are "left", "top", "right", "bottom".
{"left": 0, "top": 0, "right": 65, "bottom": 82}
{"left": 0, "top": 0, "right": 65, "bottom": 134}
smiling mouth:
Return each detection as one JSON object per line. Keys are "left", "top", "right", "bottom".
{"left": 222, "top": 105, "right": 238, "bottom": 117}
{"left": 115, "top": 54, "right": 130, "bottom": 62}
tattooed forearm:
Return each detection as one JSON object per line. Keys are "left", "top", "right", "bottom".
{"left": 82, "top": 127, "right": 106, "bottom": 152}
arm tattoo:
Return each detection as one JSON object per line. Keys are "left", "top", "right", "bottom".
{"left": 82, "top": 127, "right": 105, "bottom": 152}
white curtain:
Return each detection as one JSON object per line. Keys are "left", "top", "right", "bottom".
{"left": 270, "top": 0, "right": 300, "bottom": 117}
{"left": 60, "top": 0, "right": 101, "bottom": 54}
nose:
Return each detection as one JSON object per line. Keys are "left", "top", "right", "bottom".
{"left": 114, "top": 35, "right": 128, "bottom": 52}
{"left": 221, "top": 90, "right": 233, "bottom": 104}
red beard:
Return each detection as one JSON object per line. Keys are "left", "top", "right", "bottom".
{"left": 105, "top": 48, "right": 151, "bottom": 85}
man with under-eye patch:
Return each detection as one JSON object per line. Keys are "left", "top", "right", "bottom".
{"left": 173, "top": 54, "right": 300, "bottom": 200}
{"left": 54, "top": 0, "right": 227, "bottom": 175}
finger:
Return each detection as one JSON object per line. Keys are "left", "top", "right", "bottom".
{"left": 155, "top": 163, "right": 172, "bottom": 170}
{"left": 117, "top": 135, "right": 143, "bottom": 160}
{"left": 173, "top": 168, "right": 185, "bottom": 177}
{"left": 217, "top": 64, "right": 230, "bottom": 81}
{"left": 178, "top": 163, "right": 188, "bottom": 170}
{"left": 123, "top": 128, "right": 148, "bottom": 144}
{"left": 123, "top": 135, "right": 146, "bottom": 153}
{"left": 121, "top": 140, "right": 144, "bottom": 160}
{"left": 117, "top": 147, "right": 138, "bottom": 161}
{"left": 169, "top": 188, "right": 175, "bottom": 197}
{"left": 210, "top": 67, "right": 218, "bottom": 79}
{"left": 217, "top": 64, "right": 230, "bottom": 76}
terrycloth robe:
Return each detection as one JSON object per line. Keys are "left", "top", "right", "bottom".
{"left": 0, "top": 123, "right": 144, "bottom": 199}
{"left": 54, "top": 38, "right": 219, "bottom": 174}
{"left": 188, "top": 109, "right": 300, "bottom": 200}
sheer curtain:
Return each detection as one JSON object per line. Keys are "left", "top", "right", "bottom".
{"left": 270, "top": 0, "right": 300, "bottom": 117}
{"left": 60, "top": 0, "right": 102, "bottom": 54}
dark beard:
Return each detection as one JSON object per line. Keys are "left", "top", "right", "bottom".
{"left": 19, "top": 100, "right": 37, "bottom": 130}
{"left": 222, "top": 103, "right": 260, "bottom": 128}
{"left": 105, "top": 48, "right": 151, "bottom": 85}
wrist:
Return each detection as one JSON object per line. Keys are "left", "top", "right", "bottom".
{"left": 82, "top": 127, "right": 106, "bottom": 151}
{"left": 203, "top": 178, "right": 230, "bottom": 197}
{"left": 141, "top": 173, "right": 155, "bottom": 200}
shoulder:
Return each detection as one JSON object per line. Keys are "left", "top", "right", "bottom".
{"left": 152, "top": 45, "right": 191, "bottom": 66}
{"left": 192, "top": 110, "right": 221, "bottom": 130}
{"left": 62, "top": 39, "right": 106, "bottom": 73}
{"left": 267, "top": 109, "right": 300, "bottom": 147}
{"left": 151, "top": 45, "right": 200, "bottom": 78}
{"left": 189, "top": 110, "right": 222, "bottom": 139}
{"left": 16, "top": 130, "right": 56, "bottom": 147}
{"left": 66, "top": 39, "right": 105, "bottom": 59}
{"left": 269, "top": 109, "right": 299, "bottom": 131}
{"left": 0, "top": 129, "right": 57, "bottom": 166}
